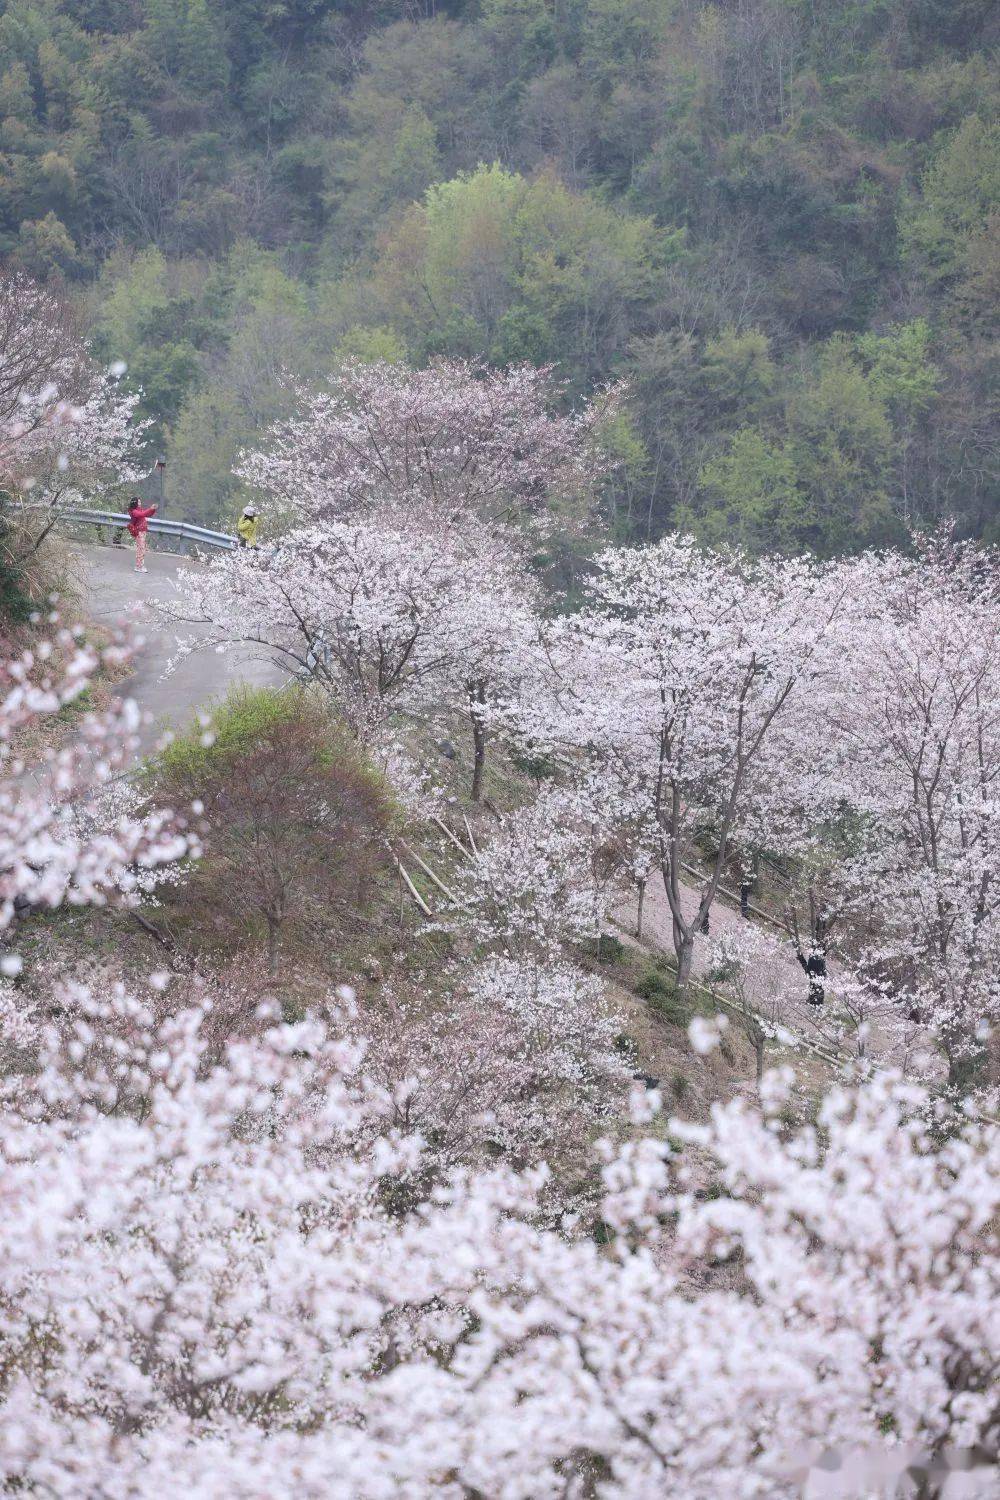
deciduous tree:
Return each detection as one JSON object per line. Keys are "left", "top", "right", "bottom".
{"left": 0, "top": 271, "right": 147, "bottom": 569}
{"left": 510, "top": 535, "right": 849, "bottom": 991}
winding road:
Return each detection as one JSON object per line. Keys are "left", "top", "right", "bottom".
{"left": 74, "top": 544, "right": 281, "bottom": 754}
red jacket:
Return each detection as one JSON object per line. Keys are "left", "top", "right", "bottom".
{"left": 127, "top": 505, "right": 157, "bottom": 537}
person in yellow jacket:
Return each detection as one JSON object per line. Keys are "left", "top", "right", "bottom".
{"left": 237, "top": 505, "right": 260, "bottom": 548}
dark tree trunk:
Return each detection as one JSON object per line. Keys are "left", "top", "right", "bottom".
{"left": 266, "top": 915, "right": 281, "bottom": 976}
{"left": 469, "top": 681, "right": 487, "bottom": 803}
{"left": 676, "top": 934, "right": 694, "bottom": 993}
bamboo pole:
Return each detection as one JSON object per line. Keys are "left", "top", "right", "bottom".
{"left": 395, "top": 859, "right": 433, "bottom": 918}
{"left": 400, "top": 842, "right": 471, "bottom": 911}
{"left": 431, "top": 814, "right": 473, "bottom": 860}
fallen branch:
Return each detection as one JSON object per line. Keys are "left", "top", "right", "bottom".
{"left": 127, "top": 909, "right": 197, "bottom": 970}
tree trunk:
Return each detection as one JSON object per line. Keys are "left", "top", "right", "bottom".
{"left": 676, "top": 934, "right": 695, "bottom": 993}
{"left": 469, "top": 681, "right": 487, "bottom": 803}
{"left": 265, "top": 915, "right": 281, "bottom": 976}
{"left": 636, "top": 877, "right": 646, "bottom": 942}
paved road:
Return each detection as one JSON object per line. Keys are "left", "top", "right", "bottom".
{"left": 74, "top": 545, "right": 281, "bottom": 754}
{"left": 617, "top": 877, "right": 838, "bottom": 1047}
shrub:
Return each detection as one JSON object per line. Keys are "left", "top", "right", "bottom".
{"left": 634, "top": 966, "right": 690, "bottom": 1025}
{"left": 597, "top": 932, "right": 625, "bottom": 964}
{"left": 511, "top": 746, "right": 558, "bottom": 782}
{"left": 151, "top": 687, "right": 395, "bottom": 968}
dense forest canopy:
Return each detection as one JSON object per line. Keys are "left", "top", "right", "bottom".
{"left": 0, "top": 0, "right": 996, "bottom": 548}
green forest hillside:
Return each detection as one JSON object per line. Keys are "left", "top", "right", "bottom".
{"left": 1, "top": 0, "right": 996, "bottom": 547}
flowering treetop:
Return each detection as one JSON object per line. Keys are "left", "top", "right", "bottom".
{"left": 0, "top": 271, "right": 147, "bottom": 526}
{"left": 0, "top": 977, "right": 994, "bottom": 1497}
{"left": 0, "top": 618, "right": 997, "bottom": 1494}
{"left": 818, "top": 539, "right": 1000, "bottom": 1078}
{"left": 1, "top": 632, "right": 192, "bottom": 934}
{"left": 236, "top": 357, "right": 622, "bottom": 530}
{"left": 506, "top": 534, "right": 850, "bottom": 986}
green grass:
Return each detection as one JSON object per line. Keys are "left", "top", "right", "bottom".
{"left": 634, "top": 966, "right": 692, "bottom": 1026}
{"left": 596, "top": 932, "right": 625, "bottom": 964}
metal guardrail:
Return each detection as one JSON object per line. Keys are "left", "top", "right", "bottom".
{"left": 27, "top": 505, "right": 237, "bottom": 554}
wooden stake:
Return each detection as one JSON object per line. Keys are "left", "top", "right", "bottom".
{"left": 431, "top": 814, "right": 473, "bottom": 860}
{"left": 400, "top": 842, "right": 471, "bottom": 911}
{"left": 395, "top": 859, "right": 433, "bottom": 918}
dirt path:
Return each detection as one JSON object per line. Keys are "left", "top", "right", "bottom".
{"left": 614, "top": 877, "right": 845, "bottom": 1061}
{"left": 73, "top": 544, "right": 281, "bottom": 755}
{"left": 615, "top": 873, "right": 932, "bottom": 1075}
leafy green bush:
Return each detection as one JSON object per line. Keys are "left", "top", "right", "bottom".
{"left": 151, "top": 687, "right": 395, "bottom": 968}
{"left": 635, "top": 967, "right": 690, "bottom": 1026}
{"left": 511, "top": 746, "right": 559, "bottom": 783}
{"left": 596, "top": 933, "right": 625, "bottom": 964}
{"left": 157, "top": 686, "right": 300, "bottom": 783}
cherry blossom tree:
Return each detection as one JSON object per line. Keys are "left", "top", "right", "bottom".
{"left": 721, "top": 536, "right": 1000, "bottom": 1085}
{"left": 236, "top": 357, "right": 620, "bottom": 531}
{"left": 4, "top": 479, "right": 1000, "bottom": 1492}
{"left": 1, "top": 631, "right": 191, "bottom": 936}
{"left": 725, "top": 715, "right": 856, "bottom": 1009}
{"left": 510, "top": 536, "right": 851, "bottom": 991}
{"left": 0, "top": 271, "right": 147, "bottom": 554}
{"left": 707, "top": 924, "right": 800, "bottom": 1086}
{"left": 429, "top": 540, "right": 540, "bottom": 800}
{"left": 822, "top": 539, "right": 1000, "bottom": 1087}
{"left": 360, "top": 955, "right": 627, "bottom": 1208}
{"left": 176, "top": 358, "right": 613, "bottom": 772}
{"left": 459, "top": 786, "right": 620, "bottom": 955}
{"left": 177, "top": 512, "right": 530, "bottom": 747}
{"left": 0, "top": 273, "right": 85, "bottom": 456}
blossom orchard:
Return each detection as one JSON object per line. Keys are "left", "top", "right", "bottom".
{"left": 181, "top": 354, "right": 1000, "bottom": 1078}
{"left": 0, "top": 635, "right": 997, "bottom": 1491}
{"left": 1, "top": 664, "right": 996, "bottom": 1488}
{"left": 0, "top": 972, "right": 995, "bottom": 1495}
{"left": 499, "top": 532, "right": 1000, "bottom": 1081}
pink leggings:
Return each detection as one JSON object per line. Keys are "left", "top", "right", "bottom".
{"left": 135, "top": 531, "right": 147, "bottom": 568}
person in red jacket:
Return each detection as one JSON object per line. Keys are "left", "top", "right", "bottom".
{"left": 126, "top": 497, "right": 157, "bottom": 572}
